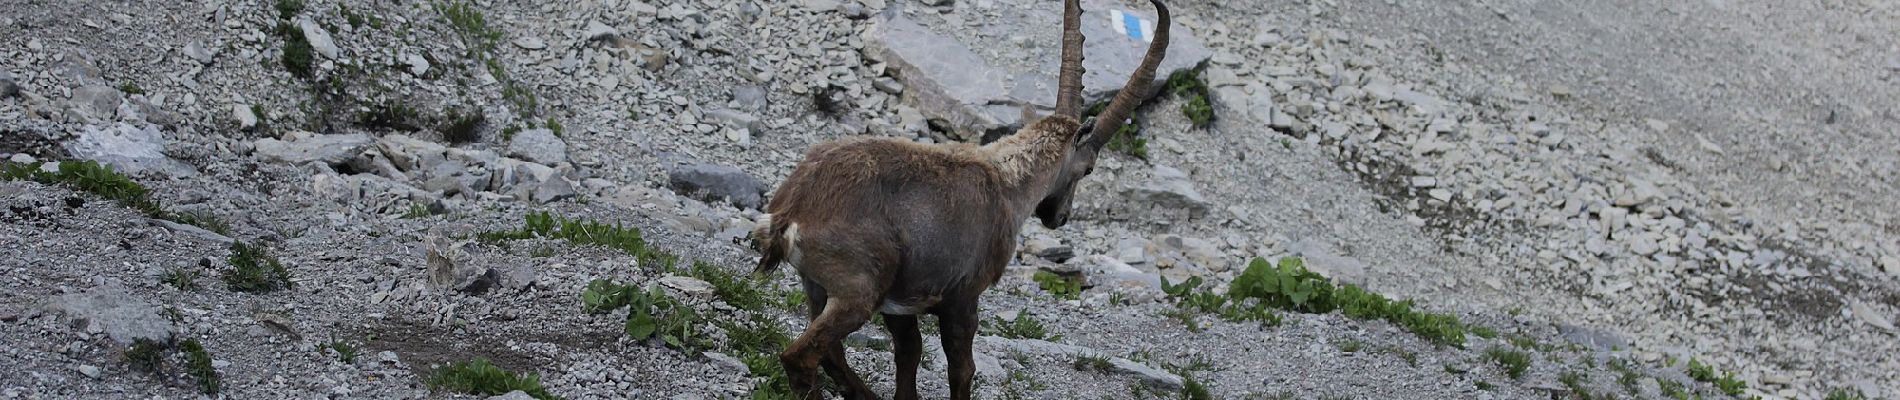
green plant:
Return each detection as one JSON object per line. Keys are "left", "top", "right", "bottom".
{"left": 169, "top": 211, "right": 232, "bottom": 236}
{"left": 224, "top": 241, "right": 293, "bottom": 293}
{"left": 118, "top": 82, "right": 145, "bottom": 95}
{"left": 441, "top": 109, "right": 485, "bottom": 144}
{"left": 358, "top": 100, "right": 427, "bottom": 131}
{"left": 1073, "top": 355, "right": 1114, "bottom": 372}
{"left": 720, "top": 313, "right": 793, "bottom": 399}
{"left": 614, "top": 284, "right": 709, "bottom": 352}
{"left": 274, "top": 0, "right": 304, "bottom": 20}
{"left": 1033, "top": 271, "right": 1082, "bottom": 300}
{"left": 1160, "top": 308, "right": 1202, "bottom": 333}
{"left": 481, "top": 212, "right": 677, "bottom": 269}
{"left": 1608, "top": 360, "right": 1641, "bottom": 395}
{"left": 179, "top": 339, "right": 220, "bottom": 395}
{"left": 1656, "top": 377, "right": 1691, "bottom": 400}
{"left": 690, "top": 260, "right": 770, "bottom": 311}
{"left": 403, "top": 203, "right": 436, "bottom": 219}
{"left": 1484, "top": 347, "right": 1530, "bottom": 380}
{"left": 1685, "top": 358, "right": 1745, "bottom": 396}
{"left": 1181, "top": 94, "right": 1213, "bottom": 128}
{"left": 324, "top": 338, "right": 358, "bottom": 363}
{"left": 1229, "top": 257, "right": 1334, "bottom": 313}
{"left": 984, "top": 310, "right": 1058, "bottom": 341}
{"left": 281, "top": 23, "right": 315, "bottom": 78}
{"left": 162, "top": 267, "right": 201, "bottom": 291}
{"left": 4, "top": 160, "right": 164, "bottom": 217}
{"left": 1179, "top": 375, "right": 1211, "bottom": 400}
{"left": 778, "top": 290, "right": 808, "bottom": 313}
{"left": 1825, "top": 388, "right": 1867, "bottom": 400}
{"left": 1467, "top": 325, "right": 1498, "bottom": 339}
{"left": 545, "top": 118, "right": 564, "bottom": 137}
{"left": 125, "top": 338, "right": 167, "bottom": 374}
{"left": 426, "top": 358, "right": 559, "bottom": 400}
{"left": 1334, "top": 339, "right": 1364, "bottom": 353}
{"left": 1375, "top": 344, "right": 1419, "bottom": 367}
{"left": 1105, "top": 122, "right": 1149, "bottom": 160}
{"left": 1474, "top": 380, "right": 1495, "bottom": 391}
{"left": 250, "top": 104, "right": 270, "bottom": 131}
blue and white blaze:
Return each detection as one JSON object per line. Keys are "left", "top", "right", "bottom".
{"left": 1108, "top": 9, "right": 1156, "bottom": 43}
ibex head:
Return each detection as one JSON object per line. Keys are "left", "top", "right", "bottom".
{"left": 1032, "top": 0, "right": 1171, "bottom": 229}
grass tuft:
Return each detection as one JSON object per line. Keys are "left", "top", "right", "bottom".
{"left": 481, "top": 212, "right": 677, "bottom": 270}
{"left": 984, "top": 310, "right": 1058, "bottom": 341}
{"left": 179, "top": 339, "right": 219, "bottom": 395}
{"left": 274, "top": 0, "right": 304, "bottom": 20}
{"left": 1685, "top": 358, "right": 1746, "bottom": 396}
{"left": 162, "top": 267, "right": 201, "bottom": 291}
{"left": 1483, "top": 347, "right": 1530, "bottom": 380}
{"left": 426, "top": 358, "right": 560, "bottom": 400}
{"left": 224, "top": 241, "right": 293, "bottom": 293}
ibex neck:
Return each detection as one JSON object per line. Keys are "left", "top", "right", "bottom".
{"left": 984, "top": 116, "right": 1081, "bottom": 209}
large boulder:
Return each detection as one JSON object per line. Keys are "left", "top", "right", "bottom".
{"left": 254, "top": 132, "right": 374, "bottom": 166}
{"left": 505, "top": 129, "right": 567, "bottom": 165}
{"left": 61, "top": 123, "right": 200, "bottom": 177}
{"left": 1123, "top": 165, "right": 1209, "bottom": 220}
{"left": 44, "top": 284, "right": 178, "bottom": 345}
{"left": 667, "top": 163, "right": 767, "bottom": 210}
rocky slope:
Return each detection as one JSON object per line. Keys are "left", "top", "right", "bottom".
{"left": 0, "top": 0, "right": 1893, "bottom": 399}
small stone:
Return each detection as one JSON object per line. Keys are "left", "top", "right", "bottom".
{"left": 68, "top": 85, "right": 123, "bottom": 120}
{"left": 1427, "top": 189, "right": 1453, "bottom": 202}
{"left": 1410, "top": 176, "right": 1437, "bottom": 188}
{"left": 298, "top": 19, "right": 340, "bottom": 59}
{"left": 184, "top": 42, "right": 217, "bottom": 65}
{"left": 1550, "top": 85, "right": 1574, "bottom": 99}
{"left": 1849, "top": 299, "right": 1895, "bottom": 332}
{"left": 378, "top": 351, "right": 400, "bottom": 363}
{"left": 1879, "top": 256, "right": 1899, "bottom": 278}
{"left": 513, "top": 37, "right": 547, "bottom": 50}
{"left": 404, "top": 53, "right": 430, "bottom": 76}
{"left": 873, "top": 77, "right": 905, "bottom": 94}
{"left": 659, "top": 276, "right": 715, "bottom": 298}
{"left": 76, "top": 365, "right": 101, "bottom": 379}
{"left": 732, "top": 86, "right": 768, "bottom": 111}
{"left": 487, "top": 390, "right": 537, "bottom": 400}
{"left": 233, "top": 104, "right": 258, "bottom": 129}
{"left": 1022, "top": 237, "right": 1074, "bottom": 263}
{"left": 9, "top": 154, "right": 34, "bottom": 164}
{"left": 506, "top": 129, "right": 568, "bottom": 165}
{"left": 584, "top": 21, "right": 618, "bottom": 41}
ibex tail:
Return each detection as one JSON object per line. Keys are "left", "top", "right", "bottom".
{"left": 751, "top": 214, "right": 791, "bottom": 276}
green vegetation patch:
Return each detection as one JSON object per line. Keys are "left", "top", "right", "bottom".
{"left": 481, "top": 212, "right": 677, "bottom": 269}
{"left": 225, "top": 241, "right": 294, "bottom": 293}
{"left": 1685, "top": 358, "right": 1746, "bottom": 396}
{"left": 1033, "top": 270, "right": 1082, "bottom": 300}
{"left": 1483, "top": 347, "right": 1530, "bottom": 380}
{"left": 426, "top": 358, "right": 560, "bottom": 400}
{"left": 581, "top": 279, "right": 709, "bottom": 352}
{"left": 984, "top": 310, "right": 1058, "bottom": 341}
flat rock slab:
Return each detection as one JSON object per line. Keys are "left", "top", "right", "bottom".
{"left": 43, "top": 284, "right": 178, "bottom": 346}
{"left": 254, "top": 132, "right": 373, "bottom": 166}
{"left": 62, "top": 123, "right": 200, "bottom": 177}
{"left": 868, "top": 0, "right": 1211, "bottom": 140}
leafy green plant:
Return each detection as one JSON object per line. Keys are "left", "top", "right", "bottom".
{"left": 179, "top": 339, "right": 220, "bottom": 395}
{"left": 426, "top": 358, "right": 560, "bottom": 400}
{"left": 481, "top": 212, "right": 677, "bottom": 269}
{"left": 1484, "top": 347, "right": 1530, "bottom": 380}
{"left": 1228, "top": 257, "right": 1334, "bottom": 313}
{"left": 721, "top": 313, "right": 793, "bottom": 399}
{"left": 118, "top": 82, "right": 145, "bottom": 95}
{"left": 1106, "top": 122, "right": 1149, "bottom": 160}
{"left": 274, "top": 0, "right": 304, "bottom": 20}
{"left": 1656, "top": 377, "right": 1691, "bottom": 400}
{"left": 581, "top": 279, "right": 637, "bottom": 313}
{"left": 1825, "top": 388, "right": 1867, "bottom": 400}
{"left": 1181, "top": 94, "right": 1213, "bottom": 128}
{"left": 324, "top": 338, "right": 358, "bottom": 363}
{"left": 1164, "top": 68, "right": 1213, "bottom": 128}
{"left": 162, "top": 267, "right": 201, "bottom": 291}
{"left": 4, "top": 160, "right": 164, "bottom": 217}
{"left": 690, "top": 260, "right": 770, "bottom": 311}
{"left": 1160, "top": 275, "right": 1280, "bottom": 328}
{"left": 224, "top": 241, "right": 293, "bottom": 293}
{"left": 125, "top": 338, "right": 167, "bottom": 374}
{"left": 984, "top": 310, "right": 1058, "bottom": 341}
{"left": 1685, "top": 358, "right": 1745, "bottom": 396}
{"left": 1033, "top": 271, "right": 1082, "bottom": 300}
{"left": 615, "top": 284, "right": 708, "bottom": 352}
{"left": 1474, "top": 380, "right": 1495, "bottom": 391}
{"left": 281, "top": 22, "right": 315, "bottom": 78}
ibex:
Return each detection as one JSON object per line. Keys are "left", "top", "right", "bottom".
{"left": 752, "top": 0, "right": 1169, "bottom": 398}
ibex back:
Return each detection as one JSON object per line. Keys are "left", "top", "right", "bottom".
{"left": 752, "top": 0, "right": 1170, "bottom": 398}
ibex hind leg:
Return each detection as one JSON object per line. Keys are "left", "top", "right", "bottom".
{"left": 784, "top": 276, "right": 879, "bottom": 400}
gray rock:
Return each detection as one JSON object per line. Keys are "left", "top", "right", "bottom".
{"left": 866, "top": 1, "right": 1211, "bottom": 139}
{"left": 1557, "top": 323, "right": 1629, "bottom": 352}
{"left": 0, "top": 70, "right": 19, "bottom": 98}
{"left": 253, "top": 132, "right": 374, "bottom": 166}
{"left": 1022, "top": 236, "right": 1074, "bottom": 263}
{"left": 584, "top": 21, "right": 619, "bottom": 41}
{"left": 426, "top": 236, "right": 496, "bottom": 294}
{"left": 798, "top": 0, "right": 843, "bottom": 12}
{"left": 183, "top": 42, "right": 217, "bottom": 65}
{"left": 43, "top": 284, "right": 177, "bottom": 346}
{"left": 506, "top": 129, "right": 567, "bottom": 165}
{"left": 704, "top": 108, "right": 763, "bottom": 132}
{"left": 68, "top": 85, "right": 123, "bottom": 120}
{"left": 152, "top": 218, "right": 235, "bottom": 245}
{"left": 62, "top": 123, "right": 200, "bottom": 177}
{"left": 298, "top": 19, "right": 340, "bottom": 59}
{"left": 76, "top": 365, "right": 101, "bottom": 379}
{"left": 376, "top": 134, "right": 450, "bottom": 172}
{"left": 659, "top": 276, "right": 715, "bottom": 298}
{"left": 233, "top": 104, "right": 258, "bottom": 130}
{"left": 404, "top": 53, "right": 430, "bottom": 76}
{"left": 513, "top": 37, "right": 547, "bottom": 50}
{"left": 487, "top": 391, "right": 537, "bottom": 400}
{"left": 52, "top": 51, "right": 102, "bottom": 83}
{"left": 703, "top": 352, "right": 749, "bottom": 374}
{"left": 667, "top": 163, "right": 768, "bottom": 210}
{"left": 1124, "top": 165, "right": 1209, "bottom": 219}
{"left": 532, "top": 177, "right": 578, "bottom": 203}
{"left": 732, "top": 86, "right": 768, "bottom": 111}
{"left": 873, "top": 77, "right": 905, "bottom": 95}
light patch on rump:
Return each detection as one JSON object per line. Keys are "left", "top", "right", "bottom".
{"left": 784, "top": 223, "right": 804, "bottom": 267}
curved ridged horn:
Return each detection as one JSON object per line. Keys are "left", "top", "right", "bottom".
{"left": 1052, "top": 0, "right": 1086, "bottom": 117}
{"left": 1086, "top": 0, "right": 1170, "bottom": 148}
